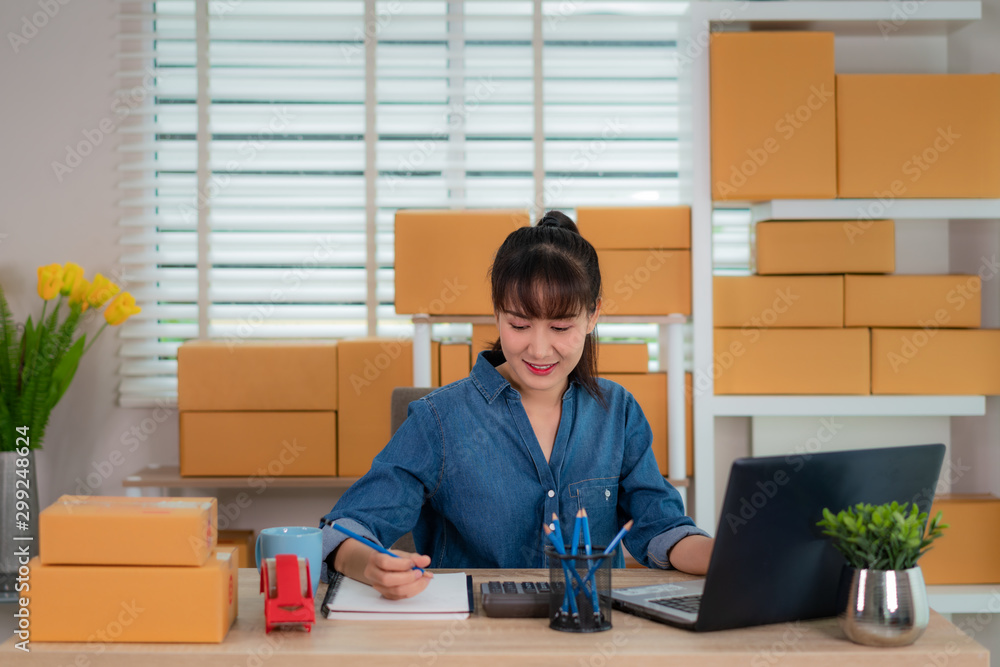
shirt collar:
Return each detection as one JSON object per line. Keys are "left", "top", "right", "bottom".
{"left": 471, "top": 350, "right": 578, "bottom": 404}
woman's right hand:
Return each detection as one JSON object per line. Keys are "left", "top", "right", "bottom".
{"left": 334, "top": 537, "right": 433, "bottom": 599}
{"left": 363, "top": 549, "right": 433, "bottom": 599}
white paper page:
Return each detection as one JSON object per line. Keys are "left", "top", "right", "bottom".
{"left": 324, "top": 572, "right": 470, "bottom": 619}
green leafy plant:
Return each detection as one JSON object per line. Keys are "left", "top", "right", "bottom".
{"left": 817, "top": 501, "right": 947, "bottom": 571}
{"left": 0, "top": 263, "right": 141, "bottom": 452}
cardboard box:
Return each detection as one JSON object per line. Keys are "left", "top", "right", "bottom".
{"left": 180, "top": 411, "right": 337, "bottom": 476}
{"left": 845, "top": 275, "right": 981, "bottom": 328}
{"left": 755, "top": 220, "right": 895, "bottom": 275}
{"left": 714, "top": 328, "right": 870, "bottom": 394}
{"left": 576, "top": 207, "right": 690, "bottom": 249}
{"left": 26, "top": 548, "right": 238, "bottom": 643}
{"left": 599, "top": 249, "right": 691, "bottom": 316}
{"left": 218, "top": 529, "right": 255, "bottom": 568}
{"left": 394, "top": 209, "right": 529, "bottom": 315}
{"left": 710, "top": 32, "right": 837, "bottom": 200}
{"left": 837, "top": 74, "right": 1000, "bottom": 198}
{"left": 920, "top": 494, "right": 1000, "bottom": 585}
{"left": 40, "top": 496, "right": 217, "bottom": 567}
{"left": 178, "top": 340, "right": 338, "bottom": 411}
{"left": 440, "top": 343, "right": 472, "bottom": 385}
{"left": 714, "top": 276, "right": 844, "bottom": 328}
{"left": 871, "top": 329, "right": 1000, "bottom": 395}
{"left": 600, "top": 373, "right": 693, "bottom": 478}
{"left": 597, "top": 343, "right": 649, "bottom": 374}
{"left": 338, "top": 338, "right": 414, "bottom": 476}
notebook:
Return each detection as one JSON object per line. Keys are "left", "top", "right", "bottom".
{"left": 322, "top": 571, "right": 475, "bottom": 620}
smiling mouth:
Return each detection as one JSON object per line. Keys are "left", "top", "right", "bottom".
{"left": 525, "top": 361, "right": 557, "bottom": 375}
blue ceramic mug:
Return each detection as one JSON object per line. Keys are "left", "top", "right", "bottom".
{"left": 255, "top": 526, "right": 322, "bottom": 593}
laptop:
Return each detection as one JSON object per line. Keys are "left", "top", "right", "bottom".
{"left": 608, "top": 443, "right": 945, "bottom": 632}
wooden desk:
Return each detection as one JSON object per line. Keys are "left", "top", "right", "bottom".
{"left": 1, "top": 568, "right": 989, "bottom": 666}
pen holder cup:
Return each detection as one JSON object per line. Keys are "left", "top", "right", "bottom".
{"left": 544, "top": 545, "right": 613, "bottom": 633}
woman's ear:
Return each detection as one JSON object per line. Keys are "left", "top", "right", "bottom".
{"left": 586, "top": 299, "right": 602, "bottom": 334}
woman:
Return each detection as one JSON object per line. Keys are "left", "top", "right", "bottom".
{"left": 319, "top": 211, "right": 713, "bottom": 599}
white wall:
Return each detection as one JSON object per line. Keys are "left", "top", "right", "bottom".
{"left": 0, "top": 0, "right": 330, "bottom": 532}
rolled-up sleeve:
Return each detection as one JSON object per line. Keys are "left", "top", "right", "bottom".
{"left": 317, "top": 398, "right": 444, "bottom": 582}
{"left": 616, "top": 393, "right": 710, "bottom": 569}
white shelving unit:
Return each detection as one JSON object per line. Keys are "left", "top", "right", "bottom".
{"left": 713, "top": 395, "right": 986, "bottom": 418}
{"left": 687, "top": 0, "right": 992, "bottom": 614}
{"left": 411, "top": 313, "right": 692, "bottom": 501}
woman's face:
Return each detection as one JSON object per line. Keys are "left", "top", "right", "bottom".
{"left": 495, "top": 302, "right": 600, "bottom": 397}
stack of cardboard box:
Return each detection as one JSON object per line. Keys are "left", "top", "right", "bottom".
{"left": 710, "top": 32, "right": 1000, "bottom": 200}
{"left": 28, "top": 496, "right": 237, "bottom": 643}
{"left": 710, "top": 30, "right": 1000, "bottom": 395}
{"left": 178, "top": 341, "right": 339, "bottom": 476}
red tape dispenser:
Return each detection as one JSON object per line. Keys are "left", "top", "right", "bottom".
{"left": 260, "top": 554, "right": 315, "bottom": 633}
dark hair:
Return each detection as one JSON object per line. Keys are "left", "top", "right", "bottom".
{"left": 488, "top": 210, "right": 605, "bottom": 407}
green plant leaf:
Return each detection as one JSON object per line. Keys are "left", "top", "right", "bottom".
{"left": 48, "top": 335, "right": 84, "bottom": 409}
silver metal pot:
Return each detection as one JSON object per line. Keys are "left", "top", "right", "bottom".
{"left": 838, "top": 566, "right": 929, "bottom": 647}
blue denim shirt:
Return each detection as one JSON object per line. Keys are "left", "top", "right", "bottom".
{"left": 319, "top": 351, "right": 707, "bottom": 579}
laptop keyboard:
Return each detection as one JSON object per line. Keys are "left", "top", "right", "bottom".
{"left": 650, "top": 594, "right": 702, "bottom": 615}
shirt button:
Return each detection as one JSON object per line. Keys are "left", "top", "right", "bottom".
{"left": 547, "top": 489, "right": 555, "bottom": 498}
{"left": 549, "top": 523, "right": 556, "bottom": 531}
{"left": 605, "top": 489, "right": 611, "bottom": 499}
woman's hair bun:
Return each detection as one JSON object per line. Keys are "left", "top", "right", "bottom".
{"left": 537, "top": 210, "right": 580, "bottom": 235}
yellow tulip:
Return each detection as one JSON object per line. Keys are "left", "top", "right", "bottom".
{"left": 36, "top": 264, "right": 63, "bottom": 301}
{"left": 86, "top": 273, "right": 120, "bottom": 308}
{"left": 103, "top": 292, "right": 141, "bottom": 326}
{"left": 69, "top": 277, "right": 92, "bottom": 312}
{"left": 60, "top": 262, "right": 84, "bottom": 296}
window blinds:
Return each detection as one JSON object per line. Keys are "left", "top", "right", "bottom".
{"left": 116, "top": 0, "right": 747, "bottom": 407}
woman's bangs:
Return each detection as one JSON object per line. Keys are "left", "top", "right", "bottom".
{"left": 497, "top": 253, "right": 590, "bottom": 320}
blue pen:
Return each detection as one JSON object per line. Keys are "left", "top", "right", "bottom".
{"left": 580, "top": 509, "right": 601, "bottom": 618}
{"left": 571, "top": 510, "right": 582, "bottom": 556}
{"left": 543, "top": 523, "right": 579, "bottom": 620}
{"left": 585, "top": 519, "right": 634, "bottom": 583}
{"left": 330, "top": 522, "right": 426, "bottom": 574}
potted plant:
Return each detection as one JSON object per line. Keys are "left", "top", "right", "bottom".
{"left": 817, "top": 501, "right": 947, "bottom": 647}
{"left": 0, "top": 262, "right": 141, "bottom": 598}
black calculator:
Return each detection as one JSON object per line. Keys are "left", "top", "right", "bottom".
{"left": 480, "top": 581, "right": 552, "bottom": 618}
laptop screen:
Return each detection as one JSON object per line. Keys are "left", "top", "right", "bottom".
{"left": 696, "top": 443, "right": 945, "bottom": 632}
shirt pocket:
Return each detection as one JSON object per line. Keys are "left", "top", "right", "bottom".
{"left": 568, "top": 476, "right": 619, "bottom": 549}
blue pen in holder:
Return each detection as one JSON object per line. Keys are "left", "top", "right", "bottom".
{"left": 544, "top": 545, "right": 612, "bottom": 633}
